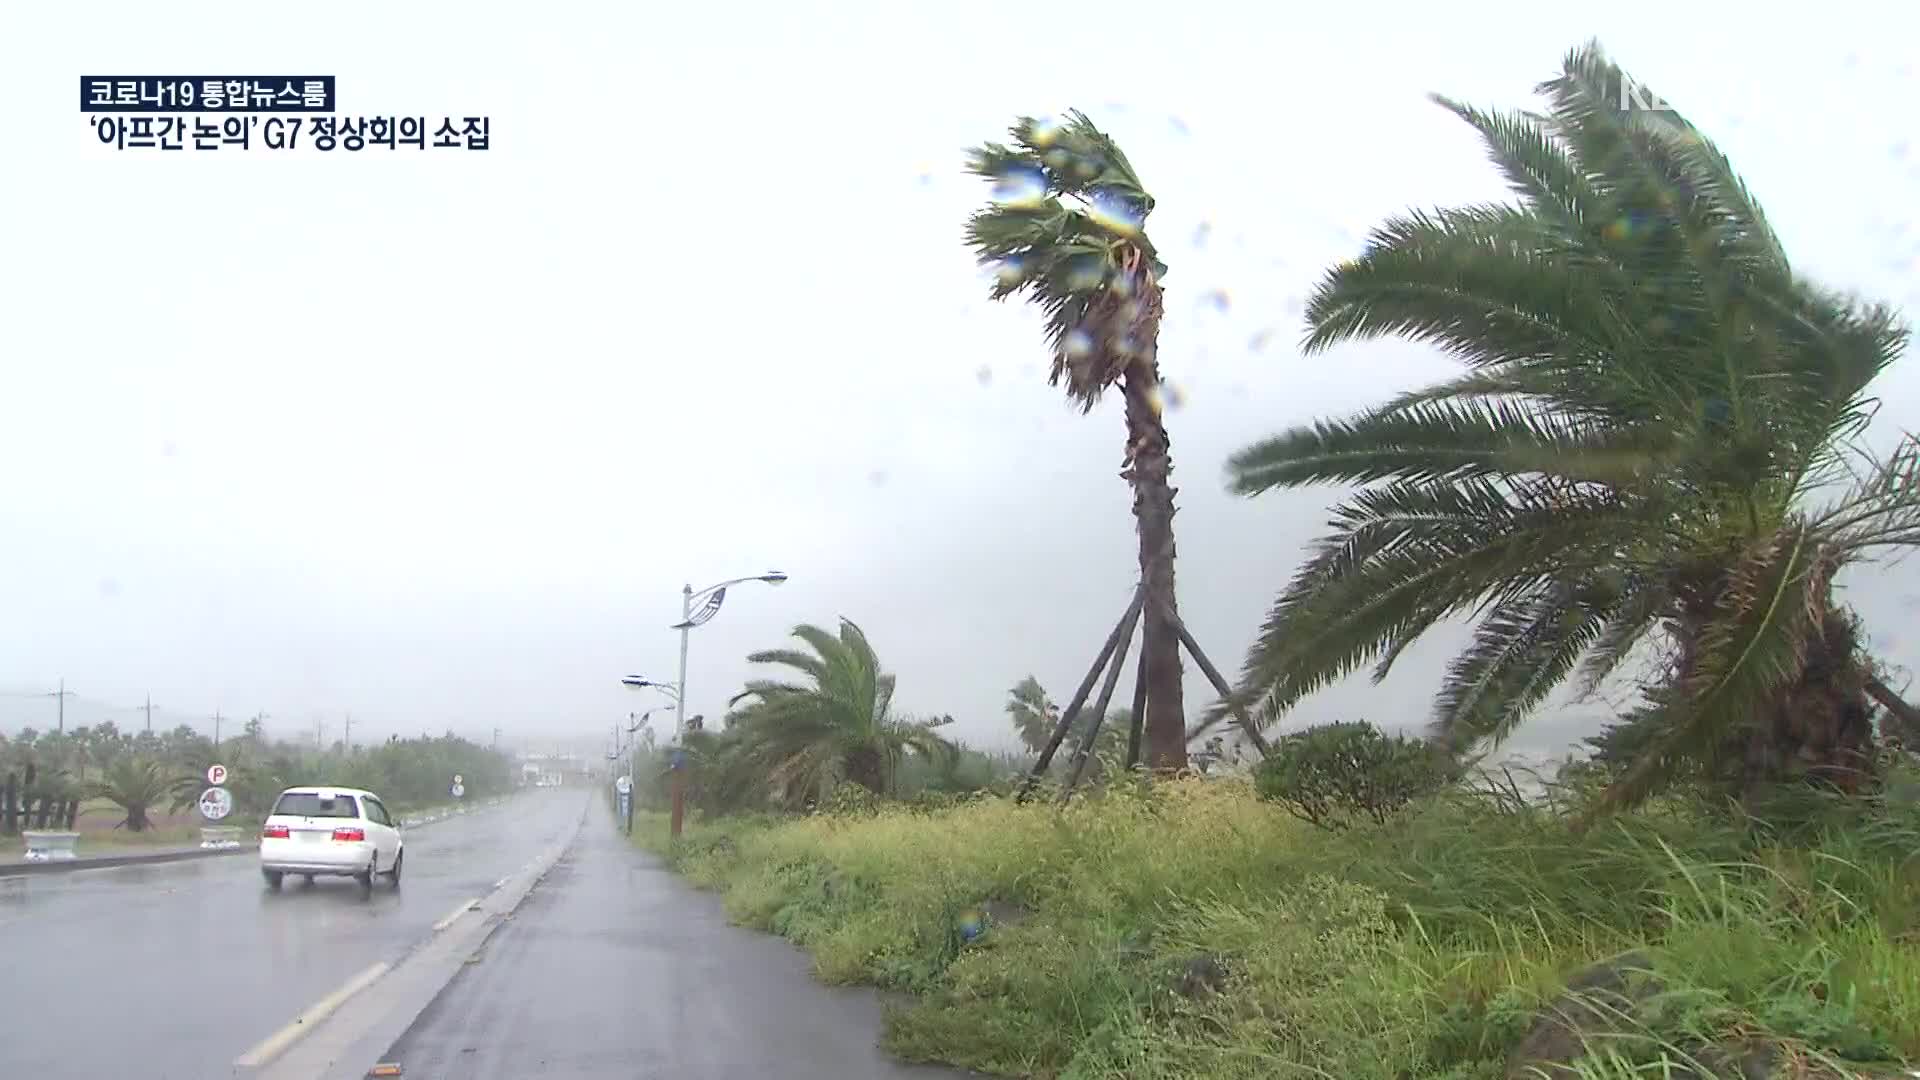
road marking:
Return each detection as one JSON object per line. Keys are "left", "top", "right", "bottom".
{"left": 233, "top": 960, "right": 391, "bottom": 1067}
{"left": 431, "top": 898, "right": 479, "bottom": 933}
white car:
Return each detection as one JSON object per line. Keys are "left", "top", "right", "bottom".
{"left": 259, "top": 786, "right": 404, "bottom": 894}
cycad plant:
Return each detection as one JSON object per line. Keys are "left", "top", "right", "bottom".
{"left": 1223, "top": 42, "right": 1915, "bottom": 814}
{"left": 966, "top": 111, "right": 1189, "bottom": 771}
{"left": 89, "top": 757, "right": 184, "bottom": 832}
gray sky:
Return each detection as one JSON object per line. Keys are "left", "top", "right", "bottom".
{"left": 4, "top": 1, "right": 1920, "bottom": 759}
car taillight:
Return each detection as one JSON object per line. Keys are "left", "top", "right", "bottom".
{"left": 262, "top": 825, "right": 290, "bottom": 839}
{"left": 331, "top": 827, "right": 366, "bottom": 842}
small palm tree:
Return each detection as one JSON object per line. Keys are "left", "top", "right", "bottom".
{"left": 89, "top": 757, "right": 182, "bottom": 832}
{"left": 1223, "top": 42, "right": 1915, "bottom": 814}
{"left": 1005, "top": 676, "right": 1058, "bottom": 754}
{"left": 730, "top": 619, "right": 957, "bottom": 797}
{"left": 1005, "top": 676, "right": 1127, "bottom": 774}
{"left": 966, "top": 112, "right": 1188, "bottom": 771}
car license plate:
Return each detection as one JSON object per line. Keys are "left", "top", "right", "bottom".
{"left": 298, "top": 830, "right": 324, "bottom": 843}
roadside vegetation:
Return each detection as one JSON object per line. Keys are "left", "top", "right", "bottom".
{"left": 617, "top": 40, "right": 1920, "bottom": 1078}
{"left": 2, "top": 718, "right": 514, "bottom": 846}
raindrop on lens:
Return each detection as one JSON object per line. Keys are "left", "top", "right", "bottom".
{"left": 1089, "top": 189, "right": 1144, "bottom": 235}
{"left": 976, "top": 365, "right": 994, "bottom": 387}
{"left": 1064, "top": 329, "right": 1095, "bottom": 357}
{"left": 991, "top": 165, "right": 1047, "bottom": 207}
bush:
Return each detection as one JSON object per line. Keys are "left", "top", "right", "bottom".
{"left": 1254, "top": 721, "right": 1453, "bottom": 829}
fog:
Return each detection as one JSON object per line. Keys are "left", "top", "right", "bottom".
{"left": 5, "top": 0, "right": 1920, "bottom": 762}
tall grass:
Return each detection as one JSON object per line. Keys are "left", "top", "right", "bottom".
{"left": 632, "top": 779, "right": 1920, "bottom": 1079}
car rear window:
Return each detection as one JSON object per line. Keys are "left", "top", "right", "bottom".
{"left": 272, "top": 792, "right": 361, "bottom": 818}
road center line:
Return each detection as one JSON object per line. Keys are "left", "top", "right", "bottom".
{"left": 431, "top": 898, "right": 479, "bottom": 933}
{"left": 233, "top": 961, "right": 391, "bottom": 1068}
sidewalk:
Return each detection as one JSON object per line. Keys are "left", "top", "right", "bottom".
{"left": 377, "top": 810, "right": 977, "bottom": 1080}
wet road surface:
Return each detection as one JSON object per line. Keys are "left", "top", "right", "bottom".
{"left": 379, "top": 810, "right": 975, "bottom": 1080}
{"left": 0, "top": 787, "right": 586, "bottom": 1080}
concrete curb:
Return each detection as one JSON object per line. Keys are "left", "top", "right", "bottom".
{"left": 1, "top": 792, "right": 525, "bottom": 879}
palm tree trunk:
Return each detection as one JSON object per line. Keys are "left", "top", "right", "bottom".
{"left": 1119, "top": 289, "right": 1187, "bottom": 773}
{"left": 1744, "top": 609, "right": 1878, "bottom": 797}
{"left": 844, "top": 746, "right": 886, "bottom": 796}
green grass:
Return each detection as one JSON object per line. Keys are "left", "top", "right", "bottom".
{"left": 630, "top": 779, "right": 1920, "bottom": 1079}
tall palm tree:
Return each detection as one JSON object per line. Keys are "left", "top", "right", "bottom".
{"left": 966, "top": 111, "right": 1188, "bottom": 772}
{"left": 729, "top": 619, "right": 957, "bottom": 797}
{"left": 1221, "top": 42, "right": 1914, "bottom": 814}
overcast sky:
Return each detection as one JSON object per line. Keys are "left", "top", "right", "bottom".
{"left": 3, "top": 1, "right": 1919, "bottom": 760}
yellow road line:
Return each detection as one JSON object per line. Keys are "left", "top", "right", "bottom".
{"left": 233, "top": 960, "right": 391, "bottom": 1067}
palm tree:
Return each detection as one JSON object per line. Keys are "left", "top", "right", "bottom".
{"left": 729, "top": 619, "right": 957, "bottom": 797}
{"left": 1221, "top": 42, "right": 1915, "bottom": 815}
{"left": 1005, "top": 675, "right": 1127, "bottom": 773}
{"left": 1005, "top": 676, "right": 1058, "bottom": 754}
{"left": 89, "top": 757, "right": 184, "bottom": 833}
{"left": 966, "top": 111, "right": 1188, "bottom": 772}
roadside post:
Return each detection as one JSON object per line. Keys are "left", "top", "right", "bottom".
{"left": 198, "top": 763, "right": 238, "bottom": 848}
{"left": 615, "top": 773, "right": 633, "bottom": 834}
{"left": 668, "top": 747, "right": 686, "bottom": 840}
{"left": 451, "top": 774, "right": 465, "bottom": 811}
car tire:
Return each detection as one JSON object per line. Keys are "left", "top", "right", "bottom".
{"left": 301, "top": 874, "right": 314, "bottom": 885}
{"left": 356, "top": 859, "right": 375, "bottom": 897}
{"left": 263, "top": 870, "right": 283, "bottom": 890}
{"left": 387, "top": 850, "right": 404, "bottom": 888}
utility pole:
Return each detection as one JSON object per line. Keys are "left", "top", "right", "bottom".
{"left": 492, "top": 727, "right": 501, "bottom": 751}
{"left": 144, "top": 693, "right": 155, "bottom": 734}
{"left": 212, "top": 711, "right": 223, "bottom": 748}
{"left": 50, "top": 679, "right": 75, "bottom": 734}
{"left": 344, "top": 713, "right": 353, "bottom": 751}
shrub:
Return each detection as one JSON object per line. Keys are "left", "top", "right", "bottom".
{"left": 1255, "top": 721, "right": 1453, "bottom": 829}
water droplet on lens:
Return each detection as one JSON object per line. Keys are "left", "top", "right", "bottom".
{"left": 1064, "top": 329, "right": 1095, "bottom": 357}
{"left": 976, "top": 365, "right": 993, "bottom": 387}
{"left": 1163, "top": 382, "right": 1187, "bottom": 410}
{"left": 991, "top": 165, "right": 1047, "bottom": 207}
{"left": 1089, "top": 190, "right": 1143, "bottom": 235}
{"left": 1199, "top": 289, "right": 1230, "bottom": 314}
{"left": 868, "top": 470, "right": 888, "bottom": 488}
{"left": 1192, "top": 221, "right": 1212, "bottom": 249}
{"left": 1250, "top": 329, "right": 1275, "bottom": 353}
{"left": 992, "top": 256, "right": 1027, "bottom": 286}
{"left": 1029, "top": 116, "right": 1063, "bottom": 148}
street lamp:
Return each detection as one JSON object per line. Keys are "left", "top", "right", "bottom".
{"left": 668, "top": 571, "right": 787, "bottom": 740}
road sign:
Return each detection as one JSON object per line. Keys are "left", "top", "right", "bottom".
{"left": 453, "top": 774, "right": 464, "bottom": 785}
{"left": 450, "top": 783, "right": 465, "bottom": 799}
{"left": 198, "top": 787, "right": 233, "bottom": 821}
{"left": 614, "top": 775, "right": 632, "bottom": 795}
{"left": 206, "top": 763, "right": 228, "bottom": 786}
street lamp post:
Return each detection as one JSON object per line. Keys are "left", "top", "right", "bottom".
{"left": 623, "top": 570, "right": 787, "bottom": 840}
{"left": 670, "top": 571, "right": 788, "bottom": 741}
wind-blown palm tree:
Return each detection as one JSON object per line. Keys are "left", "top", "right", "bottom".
{"left": 728, "top": 619, "right": 957, "bottom": 797}
{"left": 1221, "top": 42, "right": 1915, "bottom": 814}
{"left": 1005, "top": 675, "right": 1127, "bottom": 772}
{"left": 966, "top": 112, "right": 1188, "bottom": 772}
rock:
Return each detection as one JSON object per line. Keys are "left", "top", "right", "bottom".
{"left": 1506, "top": 951, "right": 1659, "bottom": 1078}
{"left": 1176, "top": 953, "right": 1229, "bottom": 1000}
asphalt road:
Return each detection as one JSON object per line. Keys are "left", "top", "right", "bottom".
{"left": 0, "top": 786, "right": 587, "bottom": 1080}
{"left": 378, "top": 810, "right": 975, "bottom": 1080}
